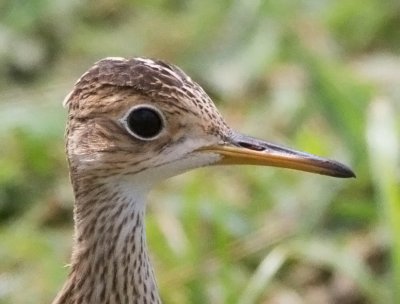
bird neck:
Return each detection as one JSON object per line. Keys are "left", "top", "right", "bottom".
{"left": 53, "top": 176, "right": 161, "bottom": 304}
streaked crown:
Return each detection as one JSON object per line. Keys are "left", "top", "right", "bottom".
{"left": 64, "top": 57, "right": 232, "bottom": 187}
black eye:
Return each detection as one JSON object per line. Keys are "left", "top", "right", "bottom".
{"left": 125, "top": 106, "right": 164, "bottom": 140}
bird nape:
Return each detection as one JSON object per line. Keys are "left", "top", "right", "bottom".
{"left": 53, "top": 57, "right": 355, "bottom": 304}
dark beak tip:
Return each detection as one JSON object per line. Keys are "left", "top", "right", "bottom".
{"left": 330, "top": 163, "right": 356, "bottom": 179}
{"left": 335, "top": 170, "right": 356, "bottom": 179}
{"left": 349, "top": 170, "right": 357, "bottom": 178}
{"left": 347, "top": 170, "right": 357, "bottom": 179}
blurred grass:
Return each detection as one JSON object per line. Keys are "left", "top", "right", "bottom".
{"left": 0, "top": 0, "right": 399, "bottom": 303}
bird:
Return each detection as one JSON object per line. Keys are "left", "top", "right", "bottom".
{"left": 53, "top": 57, "right": 355, "bottom": 304}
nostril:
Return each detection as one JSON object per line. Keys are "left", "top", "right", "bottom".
{"left": 237, "top": 141, "right": 265, "bottom": 151}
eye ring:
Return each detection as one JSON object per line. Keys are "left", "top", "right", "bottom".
{"left": 121, "top": 104, "right": 166, "bottom": 141}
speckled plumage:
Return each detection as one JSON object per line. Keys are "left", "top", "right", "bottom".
{"left": 54, "top": 56, "right": 354, "bottom": 304}
{"left": 64, "top": 57, "right": 230, "bottom": 138}
{"left": 54, "top": 57, "right": 231, "bottom": 304}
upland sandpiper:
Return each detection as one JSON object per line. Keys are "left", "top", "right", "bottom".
{"left": 53, "top": 57, "right": 354, "bottom": 304}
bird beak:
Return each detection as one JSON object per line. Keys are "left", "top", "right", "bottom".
{"left": 198, "top": 132, "right": 355, "bottom": 178}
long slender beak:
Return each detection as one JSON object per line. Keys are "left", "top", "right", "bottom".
{"left": 198, "top": 132, "right": 355, "bottom": 178}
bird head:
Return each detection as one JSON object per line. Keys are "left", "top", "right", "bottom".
{"left": 64, "top": 57, "right": 354, "bottom": 191}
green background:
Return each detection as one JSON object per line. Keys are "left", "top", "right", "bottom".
{"left": 0, "top": 0, "right": 399, "bottom": 303}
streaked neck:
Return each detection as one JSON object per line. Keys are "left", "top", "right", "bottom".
{"left": 53, "top": 178, "right": 161, "bottom": 304}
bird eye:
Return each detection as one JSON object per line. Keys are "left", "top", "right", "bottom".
{"left": 124, "top": 105, "right": 164, "bottom": 140}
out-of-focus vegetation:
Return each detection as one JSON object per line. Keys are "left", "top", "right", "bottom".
{"left": 0, "top": 0, "right": 399, "bottom": 303}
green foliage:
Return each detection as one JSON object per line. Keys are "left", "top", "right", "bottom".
{"left": 0, "top": 0, "right": 399, "bottom": 303}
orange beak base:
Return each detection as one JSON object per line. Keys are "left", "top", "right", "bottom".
{"left": 198, "top": 132, "right": 355, "bottom": 178}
